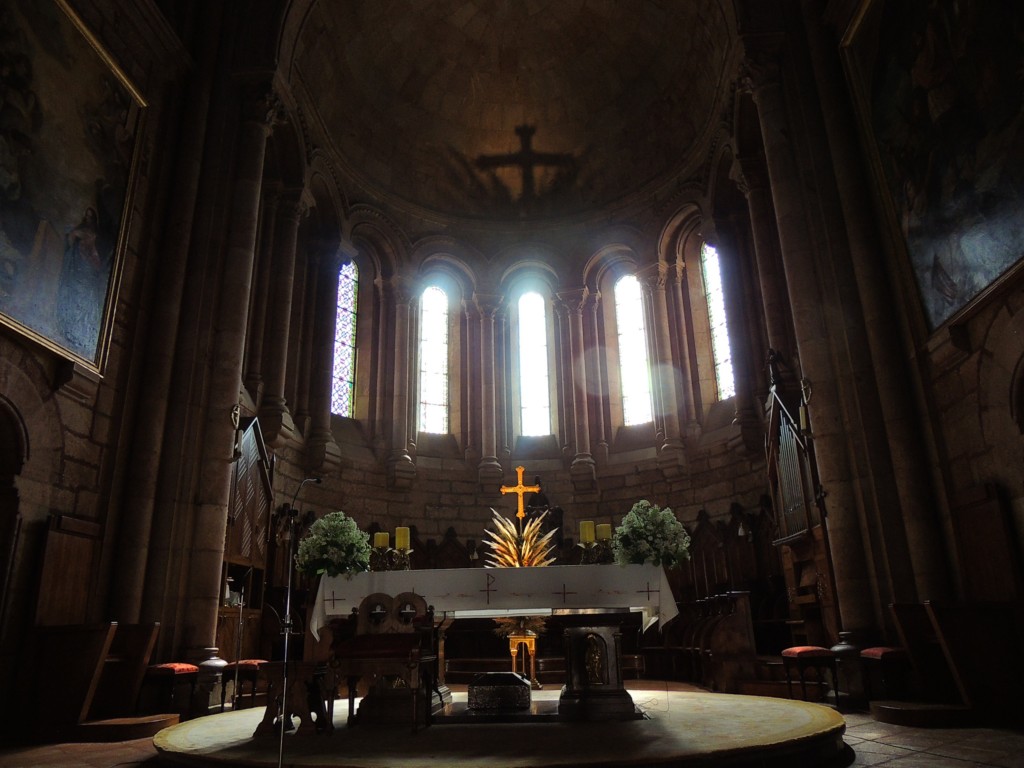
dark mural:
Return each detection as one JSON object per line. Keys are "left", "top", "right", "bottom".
{"left": 0, "top": 0, "right": 140, "bottom": 368}
{"left": 868, "top": 0, "right": 1024, "bottom": 329}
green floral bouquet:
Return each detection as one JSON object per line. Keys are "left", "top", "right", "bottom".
{"left": 295, "top": 510, "right": 371, "bottom": 577}
{"left": 611, "top": 500, "right": 691, "bottom": 568}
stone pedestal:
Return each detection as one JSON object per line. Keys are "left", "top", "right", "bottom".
{"left": 558, "top": 626, "right": 642, "bottom": 721}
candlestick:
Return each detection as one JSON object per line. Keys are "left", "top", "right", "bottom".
{"left": 374, "top": 532, "right": 389, "bottom": 548}
{"left": 580, "top": 521, "right": 595, "bottom": 543}
{"left": 596, "top": 523, "right": 612, "bottom": 541}
{"left": 395, "top": 526, "right": 410, "bottom": 551}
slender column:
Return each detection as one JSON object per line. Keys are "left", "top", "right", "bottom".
{"left": 388, "top": 276, "right": 416, "bottom": 487}
{"left": 306, "top": 239, "right": 347, "bottom": 473}
{"left": 182, "top": 85, "right": 282, "bottom": 658}
{"left": 670, "top": 260, "right": 701, "bottom": 441}
{"left": 474, "top": 292, "right": 503, "bottom": 481}
{"left": 733, "top": 154, "right": 793, "bottom": 369}
{"left": 558, "top": 288, "right": 596, "bottom": 488}
{"left": 584, "top": 290, "right": 608, "bottom": 464}
{"left": 290, "top": 250, "right": 315, "bottom": 434}
{"left": 258, "top": 190, "right": 307, "bottom": 446}
{"left": 743, "top": 49, "right": 872, "bottom": 631}
{"left": 243, "top": 193, "right": 278, "bottom": 399}
{"left": 708, "top": 217, "right": 761, "bottom": 451}
{"left": 111, "top": 8, "right": 219, "bottom": 623}
{"left": 371, "top": 276, "right": 389, "bottom": 459}
{"left": 637, "top": 264, "right": 685, "bottom": 465}
{"left": 800, "top": 2, "right": 949, "bottom": 602}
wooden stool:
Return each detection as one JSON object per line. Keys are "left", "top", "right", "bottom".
{"left": 221, "top": 659, "right": 267, "bottom": 710}
{"left": 144, "top": 662, "right": 198, "bottom": 718}
{"left": 860, "top": 646, "right": 911, "bottom": 701}
{"left": 781, "top": 646, "right": 838, "bottom": 704}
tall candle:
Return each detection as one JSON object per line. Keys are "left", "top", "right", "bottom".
{"left": 374, "top": 532, "right": 389, "bottom": 548}
{"left": 580, "top": 521, "right": 595, "bottom": 543}
{"left": 596, "top": 523, "right": 612, "bottom": 541}
{"left": 395, "top": 526, "right": 410, "bottom": 550}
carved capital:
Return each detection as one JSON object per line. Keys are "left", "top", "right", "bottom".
{"left": 732, "top": 153, "right": 769, "bottom": 196}
{"left": 241, "top": 85, "right": 286, "bottom": 131}
{"left": 738, "top": 49, "right": 781, "bottom": 99}
{"left": 473, "top": 292, "right": 503, "bottom": 318}
{"left": 555, "top": 287, "right": 588, "bottom": 315}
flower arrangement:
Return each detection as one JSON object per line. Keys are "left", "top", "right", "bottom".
{"left": 295, "top": 510, "right": 371, "bottom": 577}
{"left": 611, "top": 500, "right": 691, "bottom": 568}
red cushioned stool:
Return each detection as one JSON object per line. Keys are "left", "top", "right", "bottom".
{"left": 221, "top": 659, "right": 267, "bottom": 711}
{"left": 781, "top": 646, "right": 838, "bottom": 705}
{"left": 144, "top": 662, "right": 199, "bottom": 718}
{"left": 860, "top": 646, "right": 911, "bottom": 701}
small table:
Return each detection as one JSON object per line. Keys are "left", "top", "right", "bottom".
{"left": 508, "top": 630, "right": 539, "bottom": 689}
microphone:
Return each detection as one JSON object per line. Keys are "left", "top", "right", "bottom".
{"left": 289, "top": 477, "right": 322, "bottom": 511}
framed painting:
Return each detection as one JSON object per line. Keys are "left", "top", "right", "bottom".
{"left": 0, "top": 0, "right": 145, "bottom": 372}
{"left": 841, "top": 0, "right": 1024, "bottom": 331}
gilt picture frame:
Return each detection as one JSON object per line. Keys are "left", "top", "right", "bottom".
{"left": 0, "top": 0, "right": 145, "bottom": 373}
{"left": 840, "top": 0, "right": 1024, "bottom": 332}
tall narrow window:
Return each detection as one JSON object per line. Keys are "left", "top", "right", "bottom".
{"left": 701, "top": 243, "right": 735, "bottom": 399}
{"left": 331, "top": 261, "right": 358, "bottom": 417}
{"left": 418, "top": 285, "right": 449, "bottom": 434}
{"left": 518, "top": 291, "right": 550, "bottom": 435}
{"left": 614, "top": 274, "right": 653, "bottom": 425}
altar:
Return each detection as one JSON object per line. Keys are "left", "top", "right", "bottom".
{"left": 311, "top": 563, "right": 678, "bottom": 639}
{"left": 311, "top": 564, "right": 676, "bottom": 722}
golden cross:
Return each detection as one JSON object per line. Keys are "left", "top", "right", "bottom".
{"left": 500, "top": 465, "right": 540, "bottom": 520}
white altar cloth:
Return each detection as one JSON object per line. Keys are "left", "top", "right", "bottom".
{"left": 310, "top": 564, "right": 677, "bottom": 639}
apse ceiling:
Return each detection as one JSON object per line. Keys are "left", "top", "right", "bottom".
{"left": 291, "top": 0, "right": 734, "bottom": 222}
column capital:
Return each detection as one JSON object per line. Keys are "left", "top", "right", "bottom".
{"left": 732, "top": 153, "right": 770, "bottom": 196}
{"left": 635, "top": 262, "right": 668, "bottom": 292}
{"left": 473, "top": 292, "right": 504, "bottom": 317}
{"left": 240, "top": 84, "right": 286, "bottom": 132}
{"left": 738, "top": 47, "right": 782, "bottom": 99}
{"left": 555, "top": 286, "right": 589, "bottom": 314}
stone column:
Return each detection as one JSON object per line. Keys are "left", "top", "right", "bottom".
{"left": 733, "top": 154, "right": 793, "bottom": 373}
{"left": 558, "top": 288, "right": 596, "bottom": 489}
{"left": 637, "top": 263, "right": 686, "bottom": 470}
{"left": 182, "top": 85, "right": 282, "bottom": 663}
{"left": 669, "top": 259, "right": 701, "bottom": 442}
{"left": 474, "top": 292, "right": 504, "bottom": 483}
{"left": 584, "top": 290, "right": 609, "bottom": 464}
{"left": 290, "top": 251, "right": 315, "bottom": 435}
{"left": 708, "top": 217, "right": 761, "bottom": 452}
{"left": 258, "top": 190, "right": 307, "bottom": 447}
{"left": 744, "top": 49, "right": 872, "bottom": 631}
{"left": 306, "top": 239, "right": 347, "bottom": 473}
{"left": 110, "top": 12, "right": 217, "bottom": 623}
{"left": 388, "top": 276, "right": 416, "bottom": 488}
{"left": 800, "top": 3, "right": 949, "bottom": 602}
{"left": 243, "top": 193, "right": 278, "bottom": 400}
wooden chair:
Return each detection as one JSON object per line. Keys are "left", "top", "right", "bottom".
{"left": 331, "top": 592, "right": 440, "bottom": 732}
{"left": 143, "top": 662, "right": 198, "bottom": 718}
{"left": 220, "top": 658, "right": 267, "bottom": 711}
{"left": 781, "top": 645, "right": 838, "bottom": 704}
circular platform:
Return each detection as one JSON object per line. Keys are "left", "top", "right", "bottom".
{"left": 154, "top": 684, "right": 847, "bottom": 768}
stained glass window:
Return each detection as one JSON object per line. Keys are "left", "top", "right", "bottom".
{"left": 701, "top": 243, "right": 735, "bottom": 399}
{"left": 331, "top": 261, "right": 358, "bottom": 417}
{"left": 614, "top": 274, "right": 653, "bottom": 425}
{"left": 518, "top": 291, "right": 551, "bottom": 435}
{"left": 418, "top": 285, "right": 449, "bottom": 434}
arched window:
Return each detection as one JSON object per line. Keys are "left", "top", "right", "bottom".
{"left": 614, "top": 274, "right": 653, "bottom": 425}
{"left": 330, "top": 261, "right": 358, "bottom": 417}
{"left": 700, "top": 243, "right": 735, "bottom": 399}
{"left": 517, "top": 291, "right": 551, "bottom": 436}
{"left": 418, "top": 285, "right": 449, "bottom": 434}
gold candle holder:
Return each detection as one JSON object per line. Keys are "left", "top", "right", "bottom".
{"left": 390, "top": 547, "right": 412, "bottom": 571}
{"left": 370, "top": 546, "right": 392, "bottom": 571}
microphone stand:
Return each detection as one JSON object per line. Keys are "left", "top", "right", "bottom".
{"left": 277, "top": 477, "right": 320, "bottom": 768}
{"left": 232, "top": 567, "right": 252, "bottom": 711}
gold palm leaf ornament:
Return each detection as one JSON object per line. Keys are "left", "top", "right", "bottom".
{"left": 484, "top": 508, "right": 558, "bottom": 568}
